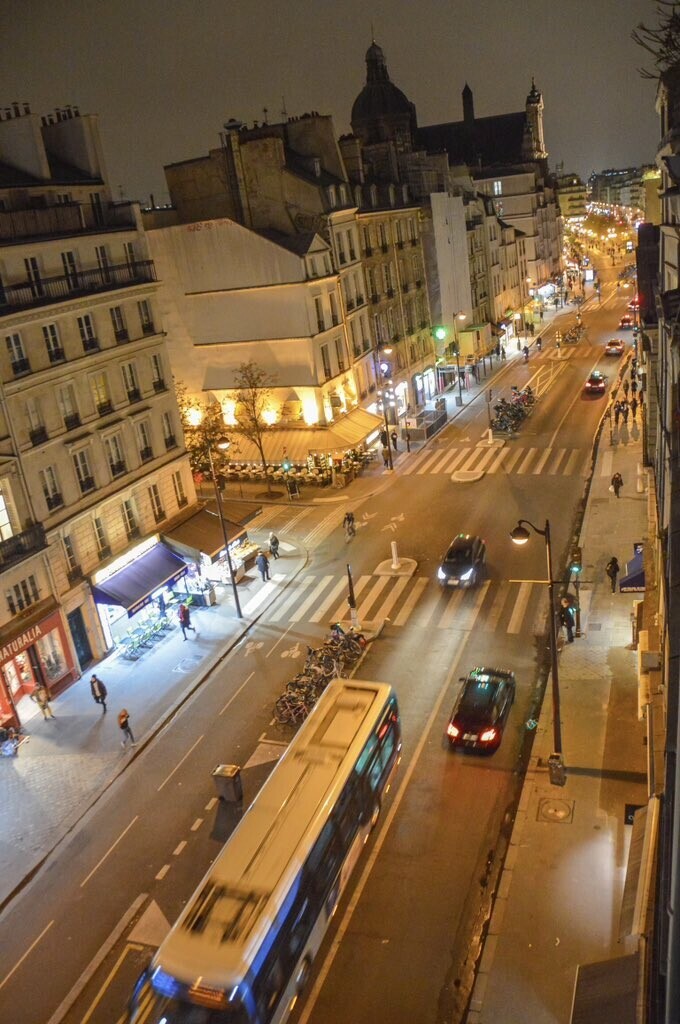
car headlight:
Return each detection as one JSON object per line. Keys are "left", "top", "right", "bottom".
{"left": 460, "top": 568, "right": 474, "bottom": 581}
{"left": 437, "top": 567, "right": 446, "bottom": 580}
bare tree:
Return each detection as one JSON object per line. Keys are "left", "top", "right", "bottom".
{"left": 230, "top": 361, "right": 277, "bottom": 494}
{"left": 175, "top": 380, "right": 231, "bottom": 481}
{"left": 633, "top": 1, "right": 680, "bottom": 77}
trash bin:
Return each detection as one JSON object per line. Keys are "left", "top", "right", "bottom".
{"left": 212, "top": 764, "right": 242, "bottom": 802}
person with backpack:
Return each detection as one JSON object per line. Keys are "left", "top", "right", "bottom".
{"left": 31, "top": 684, "right": 55, "bottom": 720}
{"left": 269, "top": 532, "right": 280, "bottom": 559}
{"left": 178, "top": 602, "right": 196, "bottom": 640}
{"left": 611, "top": 471, "right": 623, "bottom": 498}
{"left": 559, "top": 598, "right": 575, "bottom": 643}
{"left": 605, "top": 557, "right": 620, "bottom": 593}
{"left": 90, "top": 674, "right": 108, "bottom": 713}
{"left": 118, "top": 709, "right": 136, "bottom": 748}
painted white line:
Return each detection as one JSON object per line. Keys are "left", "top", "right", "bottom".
{"left": 297, "top": 643, "right": 468, "bottom": 1024}
{"left": 80, "top": 943, "right": 139, "bottom": 1024}
{"left": 457, "top": 580, "right": 491, "bottom": 631}
{"left": 357, "top": 576, "right": 389, "bottom": 621}
{"left": 563, "top": 448, "right": 582, "bottom": 474}
{"left": 532, "top": 447, "right": 553, "bottom": 474}
{"left": 155, "top": 864, "right": 170, "bottom": 881}
{"left": 548, "top": 447, "right": 568, "bottom": 474}
{"left": 516, "top": 447, "right": 538, "bottom": 474}
{"left": 220, "top": 670, "right": 255, "bottom": 715}
{"left": 485, "top": 581, "right": 510, "bottom": 632}
{"left": 416, "top": 449, "right": 449, "bottom": 474}
{"left": 459, "top": 448, "right": 486, "bottom": 473}
{"left": 444, "top": 447, "right": 475, "bottom": 474}
{"left": 0, "top": 919, "right": 54, "bottom": 992}
{"left": 507, "top": 581, "right": 533, "bottom": 634}
{"left": 205, "top": 797, "right": 218, "bottom": 812}
{"left": 309, "top": 577, "right": 349, "bottom": 623}
{"left": 503, "top": 447, "right": 524, "bottom": 473}
{"left": 430, "top": 449, "right": 459, "bottom": 473}
{"left": 290, "top": 575, "right": 335, "bottom": 622}
{"left": 157, "top": 735, "right": 204, "bottom": 792}
{"left": 268, "top": 576, "right": 315, "bottom": 623}
{"left": 80, "top": 816, "right": 139, "bottom": 888}
{"left": 373, "top": 576, "right": 410, "bottom": 622}
{"left": 393, "top": 577, "right": 428, "bottom": 626}
{"left": 600, "top": 449, "right": 613, "bottom": 478}
{"left": 241, "top": 580, "right": 278, "bottom": 617}
{"left": 173, "top": 841, "right": 187, "bottom": 856}
{"left": 329, "top": 575, "right": 371, "bottom": 623}
{"left": 488, "top": 447, "right": 511, "bottom": 473}
{"left": 265, "top": 622, "right": 294, "bottom": 657}
{"left": 473, "top": 447, "right": 499, "bottom": 472}
{"left": 190, "top": 818, "right": 203, "bottom": 832}
{"left": 437, "top": 587, "right": 466, "bottom": 629}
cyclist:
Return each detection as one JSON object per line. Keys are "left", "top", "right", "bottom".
{"left": 343, "top": 511, "right": 356, "bottom": 540}
{"left": 536, "top": 337, "right": 542, "bottom": 352}
{"left": 522, "top": 344, "right": 529, "bottom": 363}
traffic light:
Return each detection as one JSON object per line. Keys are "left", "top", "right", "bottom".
{"left": 432, "top": 325, "right": 448, "bottom": 342}
{"left": 569, "top": 546, "right": 582, "bottom": 575}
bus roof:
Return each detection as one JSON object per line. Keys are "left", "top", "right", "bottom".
{"left": 155, "top": 679, "right": 394, "bottom": 986}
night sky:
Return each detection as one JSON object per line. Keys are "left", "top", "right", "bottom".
{"left": 2, "top": 0, "right": 662, "bottom": 203}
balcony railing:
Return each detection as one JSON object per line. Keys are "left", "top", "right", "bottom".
{"left": 0, "top": 260, "right": 157, "bottom": 315}
{"left": 45, "top": 492, "right": 64, "bottom": 511}
{"left": 410, "top": 238, "right": 418, "bottom": 247}
{"left": 370, "top": 293, "right": 380, "bottom": 304}
{"left": 338, "top": 253, "right": 347, "bottom": 265}
{"left": 114, "top": 329, "right": 130, "bottom": 344}
{"left": 153, "top": 508, "right": 167, "bottom": 524}
{"left": 141, "top": 321, "right": 156, "bottom": 336}
{"left": 402, "top": 282, "right": 410, "bottom": 293}
{"left": 356, "top": 294, "right": 365, "bottom": 305}
{"left": 78, "top": 476, "right": 96, "bottom": 494}
{"left": 164, "top": 433, "right": 177, "bottom": 450}
{"left": 331, "top": 314, "right": 339, "bottom": 326}
{"left": 64, "top": 412, "right": 81, "bottom": 431}
{"left": 152, "top": 378, "right": 167, "bottom": 393}
{"left": 349, "top": 250, "right": 356, "bottom": 261}
{"left": 127, "top": 387, "right": 142, "bottom": 403}
{"left": 29, "top": 426, "right": 48, "bottom": 446}
{"left": 97, "top": 544, "right": 112, "bottom": 560}
{"left": 0, "top": 201, "right": 137, "bottom": 244}
{"left": 397, "top": 240, "right": 404, "bottom": 250}
{"left": 97, "top": 400, "right": 113, "bottom": 417}
{"left": 346, "top": 299, "right": 355, "bottom": 311}
{"left": 317, "top": 318, "right": 326, "bottom": 333}
{"left": 11, "top": 357, "right": 31, "bottom": 377}
{"left": 139, "top": 446, "right": 154, "bottom": 463}
{"left": 47, "top": 347, "right": 65, "bottom": 364}
{"left": 0, "top": 523, "right": 47, "bottom": 571}
{"left": 415, "top": 279, "right": 423, "bottom": 288}
{"left": 364, "top": 246, "right": 373, "bottom": 257}
{"left": 109, "top": 460, "right": 127, "bottom": 478}
{"left": 67, "top": 565, "right": 84, "bottom": 585}
{"left": 386, "top": 288, "right": 395, "bottom": 299}
{"left": 82, "top": 336, "right": 100, "bottom": 353}
{"left": 380, "top": 244, "right": 389, "bottom": 253}
{"left": 126, "top": 526, "right": 141, "bottom": 541}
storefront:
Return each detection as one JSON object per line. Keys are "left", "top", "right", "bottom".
{"left": 0, "top": 600, "right": 78, "bottom": 727}
{"left": 413, "top": 368, "right": 436, "bottom": 406}
{"left": 91, "top": 535, "right": 189, "bottom": 650}
{"left": 162, "top": 507, "right": 258, "bottom": 588}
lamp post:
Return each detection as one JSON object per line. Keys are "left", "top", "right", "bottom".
{"left": 510, "top": 518, "right": 566, "bottom": 786}
{"left": 372, "top": 346, "right": 394, "bottom": 470}
{"left": 206, "top": 442, "right": 243, "bottom": 619}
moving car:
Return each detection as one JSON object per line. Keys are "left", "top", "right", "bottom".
{"left": 604, "top": 338, "right": 625, "bottom": 357}
{"left": 584, "top": 370, "right": 608, "bottom": 395}
{"left": 628, "top": 298, "right": 640, "bottom": 311}
{"left": 618, "top": 314, "right": 633, "bottom": 330}
{"left": 446, "top": 667, "right": 516, "bottom": 753}
{"left": 437, "top": 534, "right": 486, "bottom": 588}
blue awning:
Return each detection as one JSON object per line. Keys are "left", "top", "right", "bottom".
{"left": 620, "top": 550, "right": 645, "bottom": 593}
{"left": 92, "top": 543, "right": 188, "bottom": 616}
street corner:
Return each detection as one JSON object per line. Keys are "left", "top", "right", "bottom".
{"left": 452, "top": 469, "right": 485, "bottom": 482}
{"left": 373, "top": 556, "right": 418, "bottom": 577}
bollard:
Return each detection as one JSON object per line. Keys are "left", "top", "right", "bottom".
{"left": 486, "top": 428, "right": 494, "bottom": 446}
{"left": 390, "top": 541, "right": 401, "bottom": 570}
{"left": 637, "top": 463, "right": 644, "bottom": 493}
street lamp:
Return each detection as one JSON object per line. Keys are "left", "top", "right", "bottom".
{"left": 372, "top": 346, "right": 394, "bottom": 470}
{"left": 206, "top": 441, "right": 243, "bottom": 618}
{"left": 510, "top": 518, "right": 566, "bottom": 786}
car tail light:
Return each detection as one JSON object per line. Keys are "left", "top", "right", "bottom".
{"left": 479, "top": 728, "right": 497, "bottom": 743}
{"left": 447, "top": 723, "right": 460, "bottom": 738}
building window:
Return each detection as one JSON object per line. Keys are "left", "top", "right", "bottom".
{"left": 72, "top": 449, "right": 95, "bottom": 494}
{"left": 122, "top": 498, "right": 139, "bottom": 539}
{"left": 58, "top": 383, "right": 80, "bottom": 429}
{"left": 63, "top": 533, "right": 79, "bottom": 575}
{"left": 151, "top": 353, "right": 166, "bottom": 391}
{"left": 39, "top": 466, "right": 63, "bottom": 511}
{"left": 110, "top": 305, "right": 128, "bottom": 342}
{"left": 90, "top": 192, "right": 104, "bottom": 225}
{"left": 137, "top": 420, "right": 153, "bottom": 462}
{"left": 330, "top": 292, "right": 339, "bottom": 326}
{"left": 104, "top": 434, "right": 126, "bottom": 477}
{"left": 42, "top": 323, "right": 65, "bottom": 364}
{"left": 493, "top": 180, "right": 503, "bottom": 196}
{"left": 93, "top": 516, "right": 110, "bottom": 558}
{"left": 321, "top": 344, "right": 332, "bottom": 380}
{"left": 379, "top": 223, "right": 388, "bottom": 249}
{"left": 6, "top": 332, "right": 30, "bottom": 375}
{"left": 90, "top": 372, "right": 112, "bottom": 415}
{"left": 314, "top": 296, "right": 325, "bottom": 333}
{"left": 172, "top": 470, "right": 188, "bottom": 508}
{"left": 334, "top": 336, "right": 346, "bottom": 372}
{"left": 162, "top": 411, "right": 176, "bottom": 450}
{"left": 124, "top": 241, "right": 136, "bottom": 268}
{"left": 138, "top": 299, "right": 155, "bottom": 335}
{"left": 95, "top": 244, "right": 111, "bottom": 281}
{"left": 78, "top": 313, "right": 99, "bottom": 353}
{"left": 24, "top": 256, "right": 44, "bottom": 298}
{"left": 6, "top": 574, "right": 40, "bottom": 615}
{"left": 148, "top": 483, "right": 165, "bottom": 523}
{"left": 121, "top": 361, "right": 141, "bottom": 402}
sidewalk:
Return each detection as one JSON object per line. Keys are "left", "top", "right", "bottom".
{"left": 468, "top": 365, "right": 648, "bottom": 1022}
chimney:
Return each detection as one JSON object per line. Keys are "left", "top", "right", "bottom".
{"left": 12, "top": 102, "right": 20, "bottom": 116}
{"left": 462, "top": 83, "right": 474, "bottom": 124}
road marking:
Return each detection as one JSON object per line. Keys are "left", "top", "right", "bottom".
{"left": 241, "top": 577, "right": 282, "bottom": 616}
{"left": 485, "top": 581, "right": 510, "bottom": 632}
{"left": 488, "top": 447, "right": 511, "bottom": 473}
{"left": 357, "top": 576, "right": 389, "bottom": 620}
{"left": 290, "top": 575, "right": 335, "bottom": 622}
{"left": 458, "top": 580, "right": 491, "bottom": 630}
{"left": 205, "top": 796, "right": 218, "bottom": 811}
{"left": 80, "top": 816, "right": 139, "bottom": 888}
{"left": 564, "top": 448, "right": 582, "bottom": 474}
{"left": 265, "top": 623, "right": 294, "bottom": 657}
{"left": 330, "top": 575, "right": 370, "bottom": 623}
{"left": 507, "top": 581, "right": 533, "bottom": 634}
{"left": 601, "top": 449, "right": 613, "bottom": 477}
{"left": 268, "top": 576, "right": 315, "bottom": 622}
{"left": 297, "top": 643, "right": 468, "bottom": 1024}
{"left": 220, "top": 670, "right": 254, "bottom": 715}
{"left": 517, "top": 447, "right": 537, "bottom": 474}
{"left": 473, "top": 447, "right": 498, "bottom": 472}
{"left": 173, "top": 841, "right": 187, "bottom": 856}
{"left": 415, "top": 449, "right": 448, "bottom": 474}
{"left": 437, "top": 587, "right": 466, "bottom": 628}
{"left": 0, "top": 919, "right": 54, "bottom": 992}
{"left": 80, "top": 945, "right": 137, "bottom": 1024}
{"left": 155, "top": 864, "right": 170, "bottom": 881}
{"left": 460, "top": 448, "right": 485, "bottom": 472}
{"left": 157, "top": 735, "right": 204, "bottom": 792}
{"left": 430, "top": 449, "right": 458, "bottom": 473}
{"left": 190, "top": 818, "right": 203, "bottom": 832}
{"left": 503, "top": 448, "right": 524, "bottom": 472}
{"left": 309, "top": 577, "right": 348, "bottom": 623}
{"left": 393, "top": 577, "right": 428, "bottom": 626}
{"left": 442, "top": 448, "right": 473, "bottom": 474}
{"left": 532, "top": 447, "right": 553, "bottom": 474}
{"left": 373, "top": 576, "right": 410, "bottom": 621}
{"left": 548, "top": 448, "right": 568, "bottom": 474}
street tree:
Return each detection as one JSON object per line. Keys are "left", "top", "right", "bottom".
{"left": 633, "top": 2, "right": 680, "bottom": 77}
{"left": 175, "top": 380, "right": 231, "bottom": 481}
{"left": 230, "top": 361, "right": 277, "bottom": 494}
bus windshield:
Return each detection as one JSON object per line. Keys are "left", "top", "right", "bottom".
{"left": 128, "top": 990, "right": 248, "bottom": 1024}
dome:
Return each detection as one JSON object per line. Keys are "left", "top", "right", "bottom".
{"left": 351, "top": 40, "right": 416, "bottom": 132}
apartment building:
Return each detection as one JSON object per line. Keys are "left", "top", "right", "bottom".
{"left": 0, "top": 105, "right": 194, "bottom": 727}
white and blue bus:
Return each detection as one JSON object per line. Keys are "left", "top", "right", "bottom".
{"left": 127, "top": 679, "right": 401, "bottom": 1024}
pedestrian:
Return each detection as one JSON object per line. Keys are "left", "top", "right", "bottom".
{"left": 343, "top": 511, "right": 356, "bottom": 540}
{"left": 178, "top": 601, "right": 196, "bottom": 639}
{"left": 269, "top": 532, "right": 280, "bottom": 559}
{"left": 380, "top": 428, "right": 388, "bottom": 449}
{"left": 501, "top": 346, "right": 507, "bottom": 360}
{"left": 529, "top": 322, "right": 535, "bottom": 336}
{"left": 381, "top": 446, "right": 390, "bottom": 468}
{"left": 390, "top": 429, "right": 398, "bottom": 451}
{"left": 605, "top": 556, "right": 620, "bottom": 593}
{"left": 90, "top": 674, "right": 108, "bottom": 713}
{"left": 118, "top": 708, "right": 136, "bottom": 748}
{"left": 631, "top": 397, "right": 638, "bottom": 420}
{"left": 611, "top": 471, "right": 623, "bottom": 498}
{"left": 539, "top": 308, "right": 544, "bottom": 322}
{"left": 255, "top": 550, "right": 271, "bottom": 582}
{"left": 559, "top": 599, "right": 575, "bottom": 643}
{"left": 621, "top": 402, "right": 629, "bottom": 425}
{"left": 613, "top": 400, "right": 621, "bottom": 427}
{"left": 31, "top": 684, "right": 55, "bottom": 720}
{"left": 622, "top": 379, "right": 630, "bottom": 397}
{"left": 404, "top": 430, "right": 411, "bottom": 453}
{"left": 631, "top": 378, "right": 638, "bottom": 396}
{"left": 639, "top": 387, "right": 644, "bottom": 405}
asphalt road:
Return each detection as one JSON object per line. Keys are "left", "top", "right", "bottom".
{"left": 0, "top": 271, "right": 631, "bottom": 1024}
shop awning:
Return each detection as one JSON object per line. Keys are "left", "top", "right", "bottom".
{"left": 620, "top": 550, "right": 645, "bottom": 593}
{"left": 92, "top": 544, "right": 188, "bottom": 616}
{"left": 162, "top": 508, "right": 246, "bottom": 563}
{"left": 228, "top": 407, "right": 383, "bottom": 465}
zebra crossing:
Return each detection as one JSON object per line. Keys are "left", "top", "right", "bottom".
{"left": 401, "top": 444, "right": 587, "bottom": 478}
{"left": 244, "top": 571, "right": 550, "bottom": 636}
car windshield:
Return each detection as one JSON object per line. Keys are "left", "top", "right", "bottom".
{"left": 445, "top": 546, "right": 472, "bottom": 564}
{"left": 129, "top": 990, "right": 248, "bottom": 1024}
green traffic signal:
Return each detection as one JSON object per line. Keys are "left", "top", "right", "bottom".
{"left": 569, "top": 546, "right": 582, "bottom": 574}
{"left": 433, "top": 326, "right": 448, "bottom": 341}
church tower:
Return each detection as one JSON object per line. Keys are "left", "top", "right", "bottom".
{"left": 522, "top": 78, "right": 547, "bottom": 161}
{"left": 350, "top": 41, "right": 417, "bottom": 153}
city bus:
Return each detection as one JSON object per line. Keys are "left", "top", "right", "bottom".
{"left": 126, "top": 678, "right": 401, "bottom": 1024}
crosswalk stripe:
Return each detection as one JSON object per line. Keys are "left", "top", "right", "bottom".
{"left": 533, "top": 447, "right": 553, "bottom": 474}
{"left": 473, "top": 447, "right": 499, "bottom": 473}
{"left": 289, "top": 575, "right": 335, "bottom": 622}
{"left": 308, "top": 577, "right": 348, "bottom": 623}
{"left": 373, "top": 575, "right": 410, "bottom": 621}
{"left": 443, "top": 448, "right": 473, "bottom": 474}
{"left": 416, "top": 450, "right": 447, "bottom": 475}
{"left": 601, "top": 449, "right": 613, "bottom": 478}
{"left": 485, "top": 581, "right": 511, "bottom": 632}
{"left": 503, "top": 448, "right": 524, "bottom": 472}
{"left": 548, "top": 448, "right": 568, "bottom": 474}
{"left": 330, "top": 575, "right": 371, "bottom": 623}
{"left": 393, "top": 577, "right": 428, "bottom": 626}
{"left": 241, "top": 575, "right": 286, "bottom": 617}
{"left": 488, "top": 447, "right": 511, "bottom": 473}
{"left": 429, "top": 449, "right": 458, "bottom": 473}
{"left": 507, "top": 581, "right": 533, "bottom": 634}
{"left": 458, "top": 448, "right": 484, "bottom": 472}
{"left": 357, "top": 576, "right": 390, "bottom": 620}
{"left": 517, "top": 448, "right": 538, "bottom": 474}
{"left": 268, "top": 576, "right": 316, "bottom": 622}
{"left": 564, "top": 449, "right": 582, "bottom": 474}
{"left": 457, "top": 580, "right": 491, "bottom": 630}
{"left": 437, "top": 587, "right": 467, "bottom": 629}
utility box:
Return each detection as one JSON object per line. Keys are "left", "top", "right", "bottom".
{"left": 212, "top": 764, "right": 242, "bottom": 802}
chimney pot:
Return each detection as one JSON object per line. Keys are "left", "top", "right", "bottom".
{"left": 12, "top": 102, "right": 20, "bottom": 116}
{"left": 23, "top": 103, "right": 30, "bottom": 114}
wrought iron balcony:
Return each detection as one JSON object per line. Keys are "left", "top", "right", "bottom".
{"left": 64, "top": 412, "right": 81, "bottom": 431}
{"left": 139, "top": 446, "right": 154, "bottom": 463}
{"left": 67, "top": 565, "right": 84, "bottom": 585}
{"left": 45, "top": 492, "right": 64, "bottom": 511}
{"left": 82, "top": 336, "right": 100, "bottom": 353}
{"left": 164, "top": 433, "right": 177, "bottom": 450}
{"left": 97, "top": 400, "right": 113, "bottom": 417}
{"left": 78, "top": 476, "right": 96, "bottom": 494}
{"left": 127, "top": 387, "right": 142, "bottom": 404}
{"left": 47, "top": 347, "right": 65, "bottom": 364}
{"left": 0, "top": 523, "right": 47, "bottom": 571}
{"left": 141, "top": 321, "right": 156, "bottom": 336}
{"left": 29, "top": 425, "right": 48, "bottom": 446}
{"left": 11, "top": 357, "right": 31, "bottom": 377}
{"left": 0, "top": 260, "right": 156, "bottom": 314}
{"left": 114, "top": 328, "right": 130, "bottom": 344}
{"left": 109, "top": 460, "right": 127, "bottom": 478}
{"left": 152, "top": 378, "right": 167, "bottom": 393}
{"left": 153, "top": 508, "right": 167, "bottom": 524}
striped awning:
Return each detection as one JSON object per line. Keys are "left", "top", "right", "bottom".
{"left": 228, "top": 408, "right": 383, "bottom": 465}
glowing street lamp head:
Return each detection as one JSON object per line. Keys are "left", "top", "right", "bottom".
{"left": 510, "top": 524, "right": 531, "bottom": 546}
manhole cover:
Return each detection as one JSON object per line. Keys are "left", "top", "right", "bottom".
{"left": 537, "top": 797, "right": 574, "bottom": 823}
{"left": 589, "top": 622, "right": 602, "bottom": 631}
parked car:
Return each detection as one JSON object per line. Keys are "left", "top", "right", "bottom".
{"left": 437, "top": 534, "right": 486, "bottom": 588}
{"left": 446, "top": 667, "right": 516, "bottom": 753}
{"left": 584, "top": 370, "right": 608, "bottom": 395}
{"left": 604, "top": 338, "right": 625, "bottom": 357}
